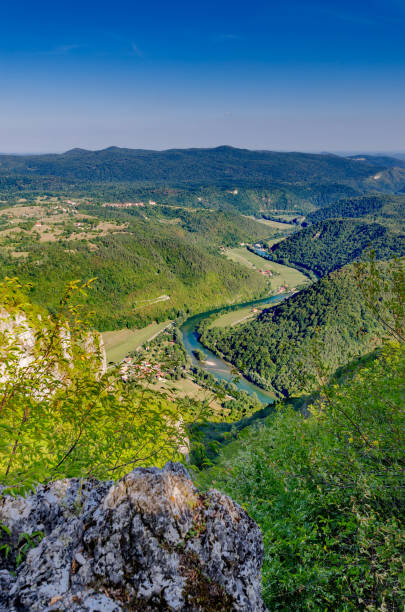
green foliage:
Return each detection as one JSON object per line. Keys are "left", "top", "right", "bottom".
{"left": 0, "top": 524, "right": 12, "bottom": 560}
{"left": 0, "top": 524, "right": 45, "bottom": 570}
{"left": 353, "top": 254, "right": 405, "bottom": 344}
{"left": 197, "top": 343, "right": 405, "bottom": 610}
{"left": 200, "top": 265, "right": 386, "bottom": 396}
{"left": 15, "top": 531, "right": 44, "bottom": 567}
{"left": 0, "top": 279, "right": 189, "bottom": 494}
{"left": 132, "top": 206, "right": 274, "bottom": 246}
{"left": 308, "top": 193, "right": 382, "bottom": 221}
{"left": 0, "top": 146, "right": 383, "bottom": 187}
{"left": 193, "top": 349, "right": 206, "bottom": 362}
{"left": 2, "top": 147, "right": 403, "bottom": 216}
{"left": 0, "top": 215, "right": 268, "bottom": 330}
{"left": 306, "top": 194, "right": 405, "bottom": 234}
{"left": 347, "top": 153, "right": 405, "bottom": 169}
{"left": 269, "top": 219, "right": 405, "bottom": 277}
{"left": 307, "top": 194, "right": 405, "bottom": 229}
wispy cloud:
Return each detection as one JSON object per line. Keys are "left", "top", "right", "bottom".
{"left": 130, "top": 42, "right": 144, "bottom": 58}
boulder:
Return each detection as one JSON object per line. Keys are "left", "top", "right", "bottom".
{"left": 0, "top": 462, "right": 266, "bottom": 611}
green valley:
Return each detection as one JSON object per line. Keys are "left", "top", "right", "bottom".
{"left": 224, "top": 246, "right": 310, "bottom": 290}
{"left": 0, "top": 146, "right": 404, "bottom": 612}
{"left": 0, "top": 199, "right": 275, "bottom": 330}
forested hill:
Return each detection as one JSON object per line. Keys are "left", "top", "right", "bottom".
{"left": 199, "top": 266, "right": 385, "bottom": 396}
{"left": 307, "top": 193, "right": 405, "bottom": 230}
{"left": 347, "top": 153, "right": 405, "bottom": 168}
{"left": 0, "top": 146, "right": 389, "bottom": 186}
{"left": 0, "top": 206, "right": 273, "bottom": 330}
{"left": 269, "top": 219, "right": 405, "bottom": 277}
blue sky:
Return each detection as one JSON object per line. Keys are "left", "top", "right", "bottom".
{"left": 1, "top": 0, "right": 404, "bottom": 152}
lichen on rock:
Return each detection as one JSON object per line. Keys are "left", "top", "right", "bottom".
{"left": 0, "top": 462, "right": 266, "bottom": 611}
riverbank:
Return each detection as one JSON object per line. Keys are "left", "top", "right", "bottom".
{"left": 208, "top": 305, "right": 260, "bottom": 328}
{"left": 223, "top": 246, "right": 310, "bottom": 291}
{"left": 180, "top": 293, "right": 290, "bottom": 404}
{"left": 101, "top": 247, "right": 312, "bottom": 406}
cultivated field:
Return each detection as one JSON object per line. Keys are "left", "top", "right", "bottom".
{"left": 102, "top": 321, "right": 171, "bottom": 362}
{"left": 0, "top": 201, "right": 127, "bottom": 253}
{"left": 150, "top": 377, "right": 222, "bottom": 410}
{"left": 225, "top": 247, "right": 268, "bottom": 269}
{"left": 224, "top": 247, "right": 309, "bottom": 290}
{"left": 209, "top": 305, "right": 260, "bottom": 328}
{"left": 243, "top": 215, "right": 295, "bottom": 231}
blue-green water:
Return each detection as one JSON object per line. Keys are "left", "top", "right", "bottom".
{"left": 180, "top": 293, "right": 288, "bottom": 404}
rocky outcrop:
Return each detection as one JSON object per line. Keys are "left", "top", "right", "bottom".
{"left": 0, "top": 306, "right": 106, "bottom": 388}
{"left": 0, "top": 463, "right": 266, "bottom": 611}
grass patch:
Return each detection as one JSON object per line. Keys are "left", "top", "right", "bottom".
{"left": 224, "top": 247, "right": 310, "bottom": 290}
{"left": 102, "top": 320, "right": 171, "bottom": 362}
{"left": 266, "top": 236, "right": 287, "bottom": 247}
{"left": 208, "top": 305, "right": 259, "bottom": 328}
{"left": 150, "top": 377, "right": 223, "bottom": 410}
{"left": 243, "top": 215, "right": 295, "bottom": 230}
{"left": 225, "top": 247, "right": 268, "bottom": 269}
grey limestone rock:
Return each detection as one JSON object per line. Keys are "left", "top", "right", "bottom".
{"left": 0, "top": 462, "right": 266, "bottom": 611}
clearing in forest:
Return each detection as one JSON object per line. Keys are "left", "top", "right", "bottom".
{"left": 224, "top": 247, "right": 309, "bottom": 290}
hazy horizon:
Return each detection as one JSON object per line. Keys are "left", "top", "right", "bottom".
{"left": 2, "top": 0, "right": 404, "bottom": 153}
{"left": 1, "top": 147, "right": 405, "bottom": 158}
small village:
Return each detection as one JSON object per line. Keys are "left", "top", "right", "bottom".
{"left": 101, "top": 199, "right": 157, "bottom": 208}
{"left": 119, "top": 357, "right": 167, "bottom": 383}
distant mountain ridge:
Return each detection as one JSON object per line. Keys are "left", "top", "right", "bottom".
{"left": 0, "top": 145, "right": 392, "bottom": 186}
{"left": 1, "top": 146, "right": 405, "bottom": 215}
{"left": 347, "top": 154, "right": 405, "bottom": 169}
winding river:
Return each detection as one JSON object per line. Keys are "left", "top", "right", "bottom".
{"left": 180, "top": 293, "right": 289, "bottom": 405}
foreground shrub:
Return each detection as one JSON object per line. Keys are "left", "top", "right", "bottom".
{"left": 198, "top": 344, "right": 405, "bottom": 610}
{"left": 0, "top": 279, "right": 187, "bottom": 494}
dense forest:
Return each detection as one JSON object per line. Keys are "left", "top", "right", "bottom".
{"left": 0, "top": 180, "right": 365, "bottom": 216}
{"left": 0, "top": 146, "right": 386, "bottom": 185}
{"left": 87, "top": 204, "right": 274, "bottom": 247}
{"left": 269, "top": 219, "right": 405, "bottom": 277}
{"left": 347, "top": 153, "right": 405, "bottom": 168}
{"left": 1, "top": 147, "right": 405, "bottom": 216}
{"left": 199, "top": 265, "right": 386, "bottom": 396}
{"left": 307, "top": 193, "right": 405, "bottom": 231}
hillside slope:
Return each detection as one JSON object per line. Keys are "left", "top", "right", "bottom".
{"left": 0, "top": 199, "right": 276, "bottom": 330}
{"left": 199, "top": 266, "right": 385, "bottom": 395}
{"left": 269, "top": 219, "right": 405, "bottom": 277}
{"left": 307, "top": 194, "right": 405, "bottom": 231}
{"left": 197, "top": 342, "right": 405, "bottom": 610}
{"left": 2, "top": 147, "right": 405, "bottom": 217}
{"left": 0, "top": 146, "right": 383, "bottom": 186}
{"left": 347, "top": 153, "right": 405, "bottom": 168}
{"left": 0, "top": 227, "right": 268, "bottom": 330}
